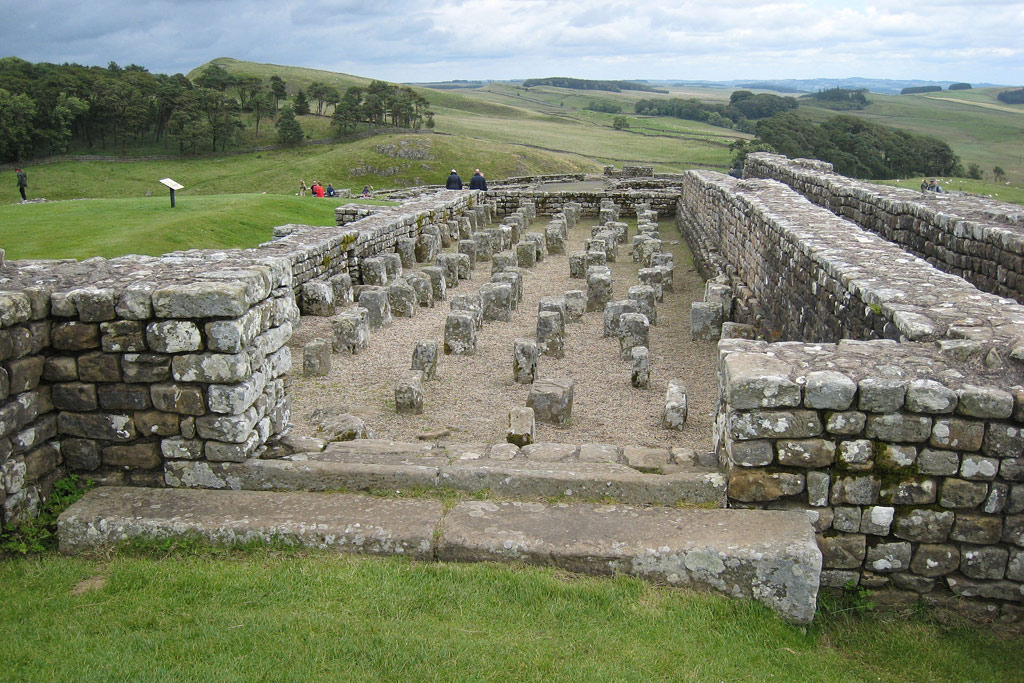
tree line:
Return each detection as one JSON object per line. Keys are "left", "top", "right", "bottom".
{"left": 748, "top": 112, "right": 963, "bottom": 179}
{"left": 521, "top": 77, "right": 667, "bottom": 93}
{"left": 634, "top": 91, "right": 798, "bottom": 132}
{"left": 0, "top": 58, "right": 433, "bottom": 161}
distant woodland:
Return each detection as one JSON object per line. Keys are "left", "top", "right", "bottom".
{"left": 0, "top": 58, "right": 433, "bottom": 161}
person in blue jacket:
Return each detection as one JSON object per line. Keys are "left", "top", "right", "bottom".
{"left": 469, "top": 168, "right": 487, "bottom": 191}
{"left": 445, "top": 169, "right": 463, "bottom": 189}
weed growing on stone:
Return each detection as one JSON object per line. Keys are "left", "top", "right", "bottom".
{"left": 0, "top": 475, "right": 93, "bottom": 556}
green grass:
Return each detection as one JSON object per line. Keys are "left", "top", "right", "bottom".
{"left": 0, "top": 551, "right": 1019, "bottom": 681}
{"left": 0, "top": 194, "right": 348, "bottom": 260}
{"left": 873, "top": 177, "right": 1024, "bottom": 205}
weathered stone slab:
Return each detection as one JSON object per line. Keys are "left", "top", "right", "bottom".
{"left": 437, "top": 503, "right": 820, "bottom": 623}
{"left": 527, "top": 378, "right": 574, "bottom": 425}
{"left": 58, "top": 487, "right": 441, "bottom": 559}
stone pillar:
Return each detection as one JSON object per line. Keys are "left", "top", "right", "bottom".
{"left": 512, "top": 338, "right": 538, "bottom": 384}
{"left": 301, "top": 281, "right": 335, "bottom": 317}
{"left": 628, "top": 284, "right": 658, "bottom": 325}
{"left": 406, "top": 272, "right": 434, "bottom": 308}
{"left": 618, "top": 312, "right": 649, "bottom": 361}
{"left": 569, "top": 251, "right": 586, "bottom": 279}
{"left": 638, "top": 267, "right": 665, "bottom": 301}
{"left": 381, "top": 252, "right": 403, "bottom": 281}
{"left": 458, "top": 239, "right": 477, "bottom": 268}
{"left": 329, "top": 273, "right": 353, "bottom": 305}
{"left": 691, "top": 302, "right": 724, "bottom": 341}
{"left": 603, "top": 300, "right": 639, "bottom": 338}
{"left": 422, "top": 266, "right": 447, "bottom": 303}
{"left": 490, "top": 271, "right": 522, "bottom": 308}
{"left": 586, "top": 270, "right": 613, "bottom": 312}
{"left": 436, "top": 254, "right": 460, "bottom": 288}
{"left": 527, "top": 378, "right": 575, "bottom": 426}
{"left": 303, "top": 338, "right": 331, "bottom": 377}
{"left": 361, "top": 257, "right": 388, "bottom": 286}
{"left": 411, "top": 340, "right": 439, "bottom": 380}
{"left": 395, "top": 370, "right": 425, "bottom": 415}
{"left": 357, "top": 287, "right": 392, "bottom": 330}
{"left": 537, "top": 310, "right": 565, "bottom": 359}
{"left": 507, "top": 407, "right": 535, "bottom": 447}
{"left": 516, "top": 241, "right": 536, "bottom": 268}
{"left": 480, "top": 282, "right": 513, "bottom": 322}
{"left": 664, "top": 379, "right": 687, "bottom": 431}
{"left": 450, "top": 293, "right": 484, "bottom": 330}
{"left": 444, "top": 311, "right": 477, "bottom": 355}
{"left": 631, "top": 346, "right": 649, "bottom": 389}
{"left": 388, "top": 280, "right": 417, "bottom": 318}
{"left": 472, "top": 231, "right": 493, "bottom": 261}
{"left": 492, "top": 250, "right": 518, "bottom": 274}
{"left": 415, "top": 233, "right": 440, "bottom": 263}
{"left": 564, "top": 290, "right": 586, "bottom": 323}
{"left": 396, "top": 237, "right": 417, "bottom": 269}
{"left": 332, "top": 308, "right": 369, "bottom": 354}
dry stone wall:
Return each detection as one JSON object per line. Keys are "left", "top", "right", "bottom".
{"left": 680, "top": 168, "right": 1024, "bottom": 612}
{"left": 488, "top": 189, "right": 679, "bottom": 220}
{"left": 0, "top": 189, "right": 476, "bottom": 525}
{"left": 744, "top": 153, "right": 1024, "bottom": 304}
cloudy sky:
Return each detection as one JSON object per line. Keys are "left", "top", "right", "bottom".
{"left": 3, "top": 0, "right": 1023, "bottom": 84}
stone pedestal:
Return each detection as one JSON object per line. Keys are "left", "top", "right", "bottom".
{"left": 586, "top": 271, "right": 613, "bottom": 312}
{"left": 396, "top": 237, "right": 417, "bottom": 269}
{"left": 301, "top": 281, "right": 335, "bottom": 317}
{"left": 569, "top": 251, "right": 586, "bottom": 279}
{"left": 691, "top": 301, "right": 724, "bottom": 341}
{"left": 329, "top": 273, "right": 353, "bottom": 305}
{"left": 388, "top": 280, "right": 417, "bottom": 318}
{"left": 492, "top": 250, "right": 518, "bottom": 274}
{"left": 407, "top": 272, "right": 434, "bottom": 308}
{"left": 480, "top": 282, "right": 513, "bottom": 322}
{"left": 436, "top": 254, "right": 460, "bottom": 288}
{"left": 381, "top": 253, "right": 403, "bottom": 281}
{"left": 422, "top": 266, "right": 447, "bottom": 303}
{"left": 628, "top": 285, "right": 658, "bottom": 325}
{"left": 395, "top": 370, "right": 425, "bottom": 415}
{"left": 451, "top": 293, "right": 484, "bottom": 330}
{"left": 361, "top": 257, "right": 388, "bottom": 286}
{"left": 537, "top": 310, "right": 565, "bottom": 359}
{"left": 603, "top": 300, "right": 639, "bottom": 338}
{"left": 303, "top": 338, "right": 331, "bottom": 377}
{"left": 618, "top": 312, "right": 650, "bottom": 361}
{"left": 631, "top": 346, "right": 649, "bottom": 389}
{"left": 332, "top": 308, "right": 369, "bottom": 354}
{"left": 357, "top": 287, "right": 392, "bottom": 330}
{"left": 664, "top": 379, "right": 687, "bottom": 431}
{"left": 444, "top": 311, "right": 477, "bottom": 355}
{"left": 512, "top": 338, "right": 538, "bottom": 384}
{"left": 507, "top": 407, "right": 535, "bottom": 447}
{"left": 411, "top": 340, "right": 439, "bottom": 380}
{"left": 527, "top": 378, "right": 575, "bottom": 426}
{"left": 564, "top": 290, "right": 586, "bottom": 323}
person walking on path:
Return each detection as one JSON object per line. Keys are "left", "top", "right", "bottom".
{"left": 15, "top": 168, "right": 27, "bottom": 201}
{"left": 445, "top": 169, "right": 463, "bottom": 190}
{"left": 469, "top": 168, "right": 487, "bottom": 191}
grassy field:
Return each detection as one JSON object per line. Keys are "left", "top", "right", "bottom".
{"left": 0, "top": 548, "right": 1020, "bottom": 681}
{"left": 0, "top": 194, "right": 348, "bottom": 260}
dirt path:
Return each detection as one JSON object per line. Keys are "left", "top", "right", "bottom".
{"left": 287, "top": 216, "right": 720, "bottom": 451}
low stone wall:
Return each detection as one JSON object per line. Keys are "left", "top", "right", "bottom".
{"left": 744, "top": 153, "right": 1024, "bottom": 304}
{"left": 0, "top": 189, "right": 478, "bottom": 525}
{"left": 718, "top": 338, "right": 1024, "bottom": 609}
{"left": 489, "top": 189, "right": 680, "bottom": 219}
{"left": 682, "top": 168, "right": 1024, "bottom": 611}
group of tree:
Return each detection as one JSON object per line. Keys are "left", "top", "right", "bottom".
{"left": 751, "top": 111, "right": 963, "bottom": 179}
{"left": 900, "top": 83, "right": 973, "bottom": 94}
{"left": 329, "top": 81, "right": 434, "bottom": 134}
{"left": 997, "top": 88, "right": 1024, "bottom": 104}
{"left": 634, "top": 91, "right": 798, "bottom": 132}
{"left": 0, "top": 58, "right": 436, "bottom": 161}
{"left": 521, "top": 77, "right": 667, "bottom": 93}
{"left": 585, "top": 100, "right": 622, "bottom": 114}
{"left": 801, "top": 88, "right": 870, "bottom": 110}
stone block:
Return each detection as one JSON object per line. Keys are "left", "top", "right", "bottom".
{"left": 618, "top": 313, "right": 649, "bottom": 361}
{"left": 663, "top": 378, "right": 687, "bottom": 431}
{"left": 491, "top": 270, "right": 522, "bottom": 308}
{"left": 568, "top": 252, "right": 586, "bottom": 279}
{"left": 603, "top": 300, "right": 639, "bottom": 338}
{"left": 396, "top": 238, "right": 417, "bottom": 269}
{"left": 97, "top": 384, "right": 151, "bottom": 411}
{"left": 332, "top": 308, "right": 370, "bottom": 354}
{"left": 804, "top": 371, "right": 856, "bottom": 410}
{"left": 100, "top": 320, "right": 146, "bottom": 353}
{"left": 515, "top": 241, "right": 536, "bottom": 268}
{"left": 776, "top": 439, "right": 835, "bottom": 468}
{"left": 151, "top": 383, "right": 206, "bottom": 416}
{"left": 728, "top": 470, "right": 805, "bottom": 502}
{"left": 301, "top": 281, "right": 336, "bottom": 317}
{"left": 910, "top": 544, "right": 960, "bottom": 577}
{"left": 357, "top": 287, "right": 393, "bottom": 330}
{"left": 395, "top": 371, "right": 425, "bottom": 415}
{"left": 857, "top": 378, "right": 907, "bottom": 413}
{"left": 422, "top": 266, "right": 447, "bottom": 303}
{"left": 690, "top": 302, "right": 723, "bottom": 341}
{"left": 866, "top": 542, "right": 912, "bottom": 573}
{"left": 411, "top": 341, "right": 439, "bottom": 380}
{"left": 171, "top": 352, "right": 249, "bottom": 384}
{"left": 407, "top": 272, "right": 434, "bottom": 308}
{"left": 627, "top": 285, "right": 657, "bottom": 325}
{"left": 638, "top": 268, "right": 665, "bottom": 301}
{"left": 480, "top": 282, "right": 513, "bottom": 322}
{"left": 939, "top": 479, "right": 988, "bottom": 509}
{"left": 457, "top": 240, "right": 477, "bottom": 268}
{"left": 507, "top": 407, "right": 535, "bottom": 448}
{"left": 564, "top": 290, "right": 586, "bottom": 323}
{"left": 905, "top": 379, "right": 957, "bottom": 414}
{"left": 415, "top": 233, "right": 440, "bottom": 263}
{"left": 536, "top": 311, "right": 565, "bottom": 359}
{"left": 303, "top": 338, "right": 332, "bottom": 377}
{"left": 146, "top": 320, "right": 202, "bottom": 354}
{"left": 586, "top": 271, "right": 613, "bottom": 312}
{"left": 513, "top": 339, "right": 538, "bottom": 385}
{"left": 727, "top": 409, "right": 822, "bottom": 441}
{"left": 444, "top": 312, "right": 477, "bottom": 356}
{"left": 721, "top": 352, "right": 801, "bottom": 409}
{"left": 381, "top": 253, "right": 403, "bottom": 281}
{"left": 527, "top": 378, "right": 575, "bottom": 426}
{"left": 956, "top": 385, "right": 1014, "bottom": 419}
{"left": 491, "top": 250, "right": 518, "bottom": 273}
{"left": 631, "top": 346, "right": 649, "bottom": 389}
{"left": 388, "top": 280, "right": 418, "bottom": 319}
{"left": 450, "top": 294, "right": 483, "bottom": 330}
{"left": 103, "top": 442, "right": 162, "bottom": 470}
{"left": 436, "top": 253, "right": 460, "bottom": 288}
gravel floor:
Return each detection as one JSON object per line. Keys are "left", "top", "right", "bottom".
{"left": 287, "top": 217, "right": 720, "bottom": 451}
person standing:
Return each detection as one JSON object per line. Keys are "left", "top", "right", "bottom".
{"left": 299, "top": 179, "right": 307, "bottom": 196}
{"left": 15, "top": 168, "right": 27, "bottom": 201}
{"left": 469, "top": 168, "right": 487, "bottom": 191}
{"left": 445, "top": 169, "right": 463, "bottom": 190}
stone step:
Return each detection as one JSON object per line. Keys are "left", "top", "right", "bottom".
{"left": 164, "top": 439, "right": 727, "bottom": 507}
{"left": 58, "top": 487, "right": 821, "bottom": 623}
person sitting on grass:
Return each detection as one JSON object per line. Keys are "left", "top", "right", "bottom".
{"left": 326, "top": 183, "right": 335, "bottom": 197}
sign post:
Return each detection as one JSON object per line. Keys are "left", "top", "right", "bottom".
{"left": 159, "top": 178, "right": 184, "bottom": 208}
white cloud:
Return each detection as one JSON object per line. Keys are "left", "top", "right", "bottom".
{"left": 0, "top": 0, "right": 1021, "bottom": 83}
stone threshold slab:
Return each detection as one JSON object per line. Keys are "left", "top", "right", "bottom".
{"left": 58, "top": 487, "right": 820, "bottom": 623}
{"left": 164, "top": 457, "right": 727, "bottom": 507}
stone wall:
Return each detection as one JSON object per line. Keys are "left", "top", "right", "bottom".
{"left": 488, "top": 189, "right": 679, "bottom": 219}
{"left": 744, "top": 153, "right": 1024, "bottom": 304}
{"left": 680, "top": 168, "right": 1024, "bottom": 611}
{"left": 0, "top": 189, "right": 476, "bottom": 525}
